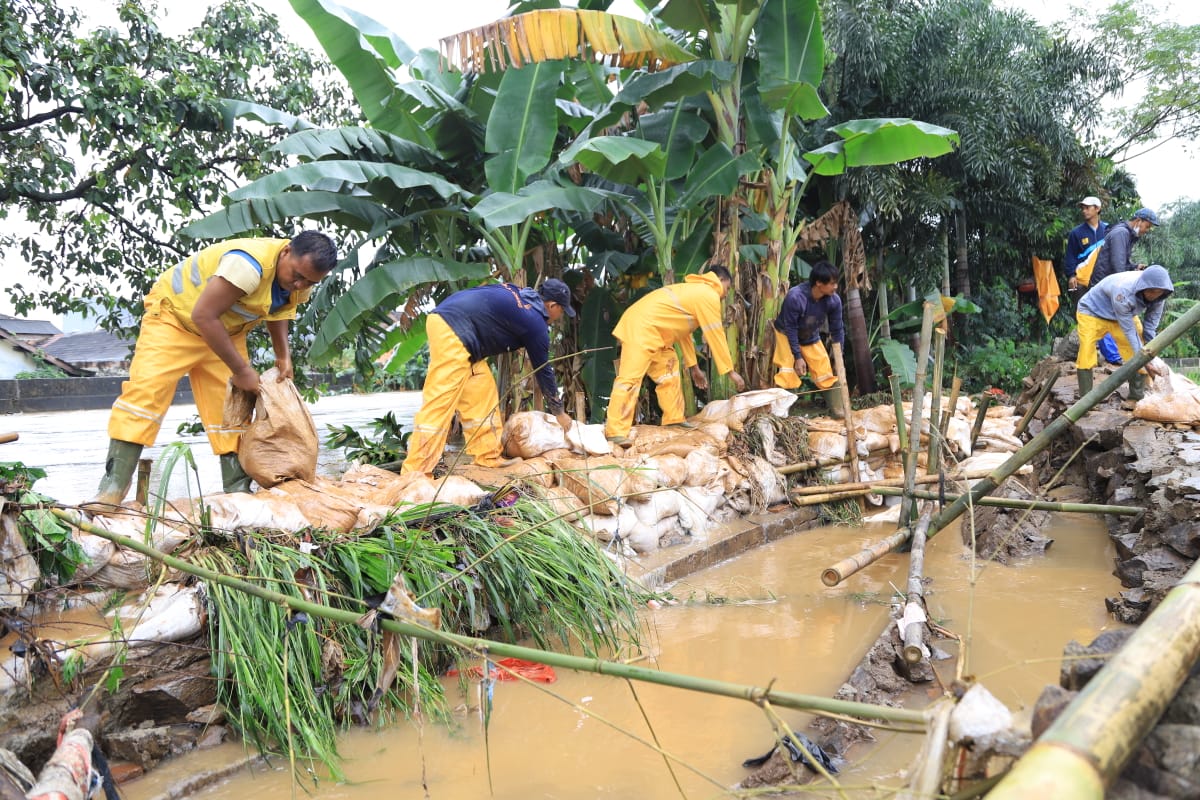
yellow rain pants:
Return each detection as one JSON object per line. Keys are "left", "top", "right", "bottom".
{"left": 1076, "top": 312, "right": 1142, "bottom": 370}
{"left": 606, "top": 344, "right": 685, "bottom": 439}
{"left": 771, "top": 329, "right": 837, "bottom": 390}
{"left": 109, "top": 301, "right": 248, "bottom": 454}
{"left": 401, "top": 313, "right": 504, "bottom": 476}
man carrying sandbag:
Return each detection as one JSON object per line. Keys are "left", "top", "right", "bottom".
{"left": 400, "top": 279, "right": 575, "bottom": 476}
{"left": 771, "top": 259, "right": 846, "bottom": 419}
{"left": 1075, "top": 264, "right": 1172, "bottom": 400}
{"left": 91, "top": 232, "right": 338, "bottom": 507}
{"left": 604, "top": 265, "right": 746, "bottom": 445}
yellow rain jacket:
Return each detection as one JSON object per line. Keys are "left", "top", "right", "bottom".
{"left": 612, "top": 272, "right": 735, "bottom": 374}
{"left": 146, "top": 238, "right": 311, "bottom": 336}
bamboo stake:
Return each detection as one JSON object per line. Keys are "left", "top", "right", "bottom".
{"left": 900, "top": 303, "right": 935, "bottom": 526}
{"left": 902, "top": 508, "right": 933, "bottom": 664}
{"left": 1013, "top": 366, "right": 1061, "bottom": 438}
{"left": 940, "top": 376, "right": 962, "bottom": 441}
{"left": 52, "top": 508, "right": 927, "bottom": 727}
{"left": 873, "top": 486, "right": 1142, "bottom": 516}
{"left": 898, "top": 696, "right": 954, "bottom": 800}
{"left": 826, "top": 301, "right": 1200, "bottom": 587}
{"left": 989, "top": 555, "right": 1200, "bottom": 798}
{"left": 926, "top": 329, "right": 945, "bottom": 475}
{"left": 889, "top": 374, "right": 908, "bottom": 454}
{"left": 136, "top": 458, "right": 152, "bottom": 507}
{"left": 831, "top": 341, "right": 859, "bottom": 485}
{"left": 968, "top": 393, "right": 992, "bottom": 451}
{"left": 790, "top": 488, "right": 875, "bottom": 506}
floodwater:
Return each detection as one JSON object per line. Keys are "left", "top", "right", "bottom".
{"left": 0, "top": 390, "right": 423, "bottom": 504}
{"left": 123, "top": 512, "right": 1122, "bottom": 799}
{"left": 1, "top": 397, "right": 1125, "bottom": 797}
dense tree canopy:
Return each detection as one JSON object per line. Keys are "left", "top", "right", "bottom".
{"left": 0, "top": 0, "right": 352, "bottom": 329}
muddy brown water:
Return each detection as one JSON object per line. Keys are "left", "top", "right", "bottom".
{"left": 118, "top": 511, "right": 1122, "bottom": 799}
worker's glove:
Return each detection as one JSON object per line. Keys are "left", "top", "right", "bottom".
{"left": 555, "top": 412, "right": 572, "bottom": 433}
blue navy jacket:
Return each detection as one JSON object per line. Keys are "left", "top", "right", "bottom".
{"left": 1089, "top": 221, "right": 1140, "bottom": 287}
{"left": 1063, "top": 220, "right": 1108, "bottom": 280}
{"left": 773, "top": 283, "right": 845, "bottom": 357}
{"left": 432, "top": 283, "right": 563, "bottom": 413}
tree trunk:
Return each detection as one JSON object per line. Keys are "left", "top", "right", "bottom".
{"left": 954, "top": 204, "right": 971, "bottom": 300}
{"left": 845, "top": 285, "right": 876, "bottom": 393}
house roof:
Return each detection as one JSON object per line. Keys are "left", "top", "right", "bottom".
{"left": 43, "top": 329, "right": 135, "bottom": 365}
{"left": 0, "top": 327, "right": 87, "bottom": 376}
{"left": 0, "top": 313, "right": 62, "bottom": 337}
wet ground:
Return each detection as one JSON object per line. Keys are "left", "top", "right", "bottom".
{"left": 0, "top": 390, "right": 423, "bottom": 504}
{"left": 123, "top": 512, "right": 1121, "bottom": 799}
{"left": 1, "top": 396, "right": 1126, "bottom": 797}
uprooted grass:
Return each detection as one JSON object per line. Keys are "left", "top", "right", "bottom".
{"left": 190, "top": 495, "right": 644, "bottom": 781}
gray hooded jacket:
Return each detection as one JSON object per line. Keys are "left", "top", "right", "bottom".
{"left": 1077, "top": 265, "right": 1173, "bottom": 355}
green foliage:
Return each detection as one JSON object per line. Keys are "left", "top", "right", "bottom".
{"left": 0, "top": 461, "right": 86, "bottom": 582}
{"left": 12, "top": 359, "right": 67, "bottom": 379}
{"left": 0, "top": 0, "right": 352, "bottom": 332}
{"left": 324, "top": 413, "right": 410, "bottom": 465}
{"left": 958, "top": 336, "right": 1049, "bottom": 395}
{"left": 175, "top": 415, "right": 206, "bottom": 437}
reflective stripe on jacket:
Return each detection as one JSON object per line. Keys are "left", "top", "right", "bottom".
{"left": 145, "top": 238, "right": 309, "bottom": 336}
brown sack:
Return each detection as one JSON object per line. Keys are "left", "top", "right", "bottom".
{"left": 237, "top": 368, "right": 319, "bottom": 488}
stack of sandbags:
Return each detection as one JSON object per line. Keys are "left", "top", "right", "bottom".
{"left": 503, "top": 411, "right": 612, "bottom": 458}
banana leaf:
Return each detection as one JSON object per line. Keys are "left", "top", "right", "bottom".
{"left": 485, "top": 61, "right": 565, "bottom": 194}
{"left": 803, "top": 118, "right": 960, "bottom": 176}
{"left": 578, "top": 286, "right": 621, "bottom": 424}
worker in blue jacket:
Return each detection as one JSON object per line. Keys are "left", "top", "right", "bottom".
{"left": 401, "top": 279, "right": 574, "bottom": 476}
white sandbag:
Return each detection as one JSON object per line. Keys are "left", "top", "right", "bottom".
{"left": 71, "top": 532, "right": 117, "bottom": 582}
{"left": 431, "top": 476, "right": 488, "bottom": 506}
{"left": 204, "top": 491, "right": 313, "bottom": 533}
{"left": 535, "top": 486, "right": 586, "bottom": 522}
{"left": 1136, "top": 371, "right": 1200, "bottom": 425}
{"left": 631, "top": 489, "right": 683, "bottom": 525}
{"left": 856, "top": 405, "right": 897, "bottom": 435}
{"left": 0, "top": 512, "right": 39, "bottom": 608}
{"left": 807, "top": 430, "right": 847, "bottom": 461}
{"left": 120, "top": 583, "right": 206, "bottom": 648}
{"left": 677, "top": 484, "right": 725, "bottom": 535}
{"left": 577, "top": 506, "right": 638, "bottom": 543}
{"left": 949, "top": 683, "right": 1014, "bottom": 743}
{"left": 624, "top": 518, "right": 661, "bottom": 554}
{"left": 684, "top": 449, "right": 725, "bottom": 487}
{"left": 698, "top": 421, "right": 730, "bottom": 442}
{"left": 638, "top": 454, "right": 689, "bottom": 488}
{"left": 750, "top": 456, "right": 788, "bottom": 506}
{"left": 503, "top": 411, "right": 568, "bottom": 459}
{"left": 83, "top": 515, "right": 192, "bottom": 589}
{"left": 945, "top": 416, "right": 973, "bottom": 456}
{"left": 692, "top": 388, "right": 796, "bottom": 431}
{"left": 565, "top": 421, "right": 613, "bottom": 456}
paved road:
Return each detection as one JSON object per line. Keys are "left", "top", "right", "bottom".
{"left": 0, "top": 390, "right": 422, "bottom": 505}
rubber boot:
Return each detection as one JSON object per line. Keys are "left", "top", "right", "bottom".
{"left": 89, "top": 439, "right": 143, "bottom": 509}
{"left": 1128, "top": 373, "right": 1147, "bottom": 402}
{"left": 1077, "top": 368, "right": 1093, "bottom": 396}
{"left": 219, "top": 452, "right": 254, "bottom": 494}
{"left": 821, "top": 388, "right": 846, "bottom": 420}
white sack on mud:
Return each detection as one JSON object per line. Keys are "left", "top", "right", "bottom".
{"left": 532, "top": 485, "right": 586, "bottom": 522}
{"left": 338, "top": 464, "right": 431, "bottom": 506}
{"left": 235, "top": 368, "right": 319, "bottom": 488}
{"left": 578, "top": 506, "right": 638, "bottom": 543}
{"left": 82, "top": 516, "right": 191, "bottom": 589}
{"left": 807, "top": 430, "right": 847, "bottom": 461}
{"left": 626, "top": 514, "right": 686, "bottom": 553}
{"left": 631, "top": 488, "right": 683, "bottom": 525}
{"left": 119, "top": 583, "right": 206, "bottom": 647}
{"left": 691, "top": 388, "right": 795, "bottom": 431}
{"left": 503, "top": 411, "right": 567, "bottom": 458}
{"left": 394, "top": 476, "right": 488, "bottom": 508}
{"left": 1135, "top": 371, "right": 1200, "bottom": 425}
{"left": 637, "top": 454, "right": 689, "bottom": 488}
{"left": 684, "top": 449, "right": 725, "bottom": 487}
{"left": 565, "top": 421, "right": 613, "bottom": 456}
{"left": 204, "top": 491, "right": 313, "bottom": 533}
{"left": 677, "top": 485, "right": 725, "bottom": 535}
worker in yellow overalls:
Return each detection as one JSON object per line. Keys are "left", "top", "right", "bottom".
{"left": 605, "top": 265, "right": 746, "bottom": 443}
{"left": 91, "top": 232, "right": 338, "bottom": 508}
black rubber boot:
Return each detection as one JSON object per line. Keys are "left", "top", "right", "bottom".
{"left": 1077, "top": 368, "right": 1093, "bottom": 396}
{"left": 821, "top": 388, "right": 846, "bottom": 420}
{"left": 219, "top": 453, "right": 254, "bottom": 494}
{"left": 88, "top": 439, "right": 144, "bottom": 509}
{"left": 1128, "top": 373, "right": 1147, "bottom": 402}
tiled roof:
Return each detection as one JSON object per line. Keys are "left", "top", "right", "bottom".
{"left": 43, "top": 329, "right": 135, "bottom": 364}
{"left": 0, "top": 314, "right": 62, "bottom": 337}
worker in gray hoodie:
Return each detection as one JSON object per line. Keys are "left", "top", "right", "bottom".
{"left": 1075, "top": 264, "right": 1173, "bottom": 400}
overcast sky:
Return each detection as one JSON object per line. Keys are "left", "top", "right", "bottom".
{"left": 4, "top": 0, "right": 1197, "bottom": 322}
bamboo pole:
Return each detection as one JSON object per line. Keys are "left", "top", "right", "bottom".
{"left": 926, "top": 329, "right": 945, "bottom": 475}
{"left": 1013, "top": 366, "right": 1061, "bottom": 438}
{"left": 829, "top": 300, "right": 1200, "bottom": 583}
{"left": 831, "top": 342, "right": 859, "bottom": 485}
{"left": 52, "top": 509, "right": 927, "bottom": 727}
{"left": 989, "top": 556, "right": 1200, "bottom": 799}
{"left": 889, "top": 374, "right": 908, "bottom": 455}
{"left": 940, "top": 376, "right": 962, "bottom": 441}
{"left": 902, "top": 508, "right": 933, "bottom": 664}
{"left": 873, "top": 486, "right": 1142, "bottom": 516}
{"left": 791, "top": 467, "right": 1000, "bottom": 497}
{"left": 900, "top": 303, "right": 936, "bottom": 526}
{"left": 968, "top": 393, "right": 992, "bottom": 451}
{"left": 822, "top": 528, "right": 913, "bottom": 587}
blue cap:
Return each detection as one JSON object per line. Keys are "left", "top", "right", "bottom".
{"left": 1133, "top": 207, "right": 1160, "bottom": 226}
{"left": 538, "top": 278, "right": 575, "bottom": 317}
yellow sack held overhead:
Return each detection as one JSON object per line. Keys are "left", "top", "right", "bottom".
{"left": 1032, "top": 257, "right": 1061, "bottom": 322}
{"left": 1075, "top": 240, "right": 1104, "bottom": 287}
